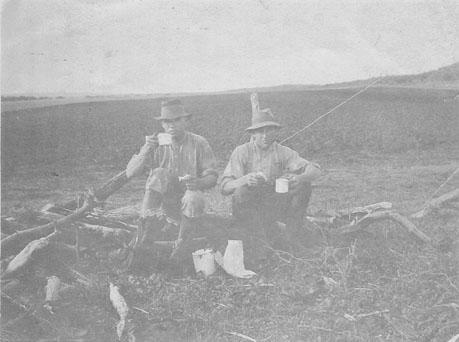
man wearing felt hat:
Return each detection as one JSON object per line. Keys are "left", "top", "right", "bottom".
{"left": 221, "top": 93, "right": 321, "bottom": 253}
{"left": 126, "top": 99, "right": 218, "bottom": 258}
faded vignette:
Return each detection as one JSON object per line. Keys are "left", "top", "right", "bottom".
{"left": 1, "top": 1, "right": 458, "bottom": 342}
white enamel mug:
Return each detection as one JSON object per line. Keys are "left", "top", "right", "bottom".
{"left": 275, "top": 177, "right": 289, "bottom": 193}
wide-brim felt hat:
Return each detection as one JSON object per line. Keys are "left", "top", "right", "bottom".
{"left": 155, "top": 99, "right": 191, "bottom": 120}
{"left": 246, "top": 108, "right": 281, "bottom": 131}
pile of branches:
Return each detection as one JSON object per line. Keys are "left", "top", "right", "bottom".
{"left": 2, "top": 166, "right": 458, "bottom": 340}
{"left": 1, "top": 171, "right": 205, "bottom": 340}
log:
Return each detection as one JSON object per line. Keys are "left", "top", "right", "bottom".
{"left": 77, "top": 223, "right": 132, "bottom": 240}
{"left": 1, "top": 197, "right": 93, "bottom": 258}
{"left": 338, "top": 210, "right": 431, "bottom": 244}
{"left": 109, "top": 283, "right": 129, "bottom": 340}
{"left": 40, "top": 206, "right": 137, "bottom": 232}
{"left": 2, "top": 231, "right": 57, "bottom": 278}
{"left": 46, "top": 171, "right": 129, "bottom": 214}
{"left": 411, "top": 188, "right": 459, "bottom": 218}
{"left": 335, "top": 201, "right": 393, "bottom": 217}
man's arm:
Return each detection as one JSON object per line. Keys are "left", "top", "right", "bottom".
{"left": 297, "top": 163, "right": 322, "bottom": 183}
{"left": 185, "top": 136, "right": 218, "bottom": 190}
{"left": 221, "top": 145, "right": 263, "bottom": 195}
{"left": 288, "top": 162, "right": 321, "bottom": 189}
{"left": 125, "top": 135, "right": 158, "bottom": 179}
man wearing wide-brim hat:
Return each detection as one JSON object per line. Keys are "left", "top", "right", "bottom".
{"left": 126, "top": 99, "right": 218, "bottom": 259}
{"left": 221, "top": 94, "right": 321, "bottom": 255}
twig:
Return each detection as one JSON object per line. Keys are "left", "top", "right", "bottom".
{"left": 254, "top": 236, "right": 317, "bottom": 265}
{"left": 298, "top": 325, "right": 347, "bottom": 335}
{"left": 225, "top": 331, "right": 257, "bottom": 342}
{"left": 132, "top": 306, "right": 150, "bottom": 315}
{"left": 355, "top": 309, "right": 390, "bottom": 319}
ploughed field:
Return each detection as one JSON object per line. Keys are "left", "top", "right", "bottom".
{"left": 2, "top": 87, "right": 458, "bottom": 174}
{"left": 1, "top": 88, "right": 459, "bottom": 341}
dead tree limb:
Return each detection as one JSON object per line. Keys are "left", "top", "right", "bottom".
{"left": 77, "top": 223, "right": 132, "bottom": 240}
{"left": 2, "top": 231, "right": 57, "bottom": 278}
{"left": 46, "top": 171, "right": 129, "bottom": 214}
{"left": 338, "top": 210, "right": 431, "bottom": 244}
{"left": 411, "top": 188, "right": 459, "bottom": 219}
{"left": 1, "top": 196, "right": 93, "bottom": 258}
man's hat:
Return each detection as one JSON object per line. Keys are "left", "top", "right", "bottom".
{"left": 155, "top": 99, "right": 191, "bottom": 120}
{"left": 245, "top": 93, "right": 281, "bottom": 131}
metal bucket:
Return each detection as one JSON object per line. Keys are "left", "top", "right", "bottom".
{"left": 192, "top": 248, "right": 216, "bottom": 277}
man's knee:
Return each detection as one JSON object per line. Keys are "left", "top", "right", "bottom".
{"left": 146, "top": 168, "right": 176, "bottom": 194}
{"left": 233, "top": 185, "right": 257, "bottom": 204}
{"left": 289, "top": 181, "right": 312, "bottom": 209}
{"left": 181, "top": 190, "right": 206, "bottom": 218}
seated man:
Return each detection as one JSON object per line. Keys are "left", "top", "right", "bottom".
{"left": 126, "top": 99, "right": 218, "bottom": 255}
{"left": 220, "top": 94, "right": 321, "bottom": 253}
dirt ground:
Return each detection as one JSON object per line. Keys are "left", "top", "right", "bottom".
{"left": 2, "top": 144, "right": 458, "bottom": 341}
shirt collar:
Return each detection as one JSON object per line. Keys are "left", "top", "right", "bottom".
{"left": 172, "top": 131, "right": 189, "bottom": 146}
{"left": 250, "top": 140, "right": 277, "bottom": 155}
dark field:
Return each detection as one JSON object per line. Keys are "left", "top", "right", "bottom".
{"left": 2, "top": 87, "right": 458, "bottom": 175}
{"left": 1, "top": 87, "right": 459, "bottom": 341}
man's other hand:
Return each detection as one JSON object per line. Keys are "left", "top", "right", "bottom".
{"left": 183, "top": 176, "right": 201, "bottom": 191}
{"left": 246, "top": 172, "right": 266, "bottom": 187}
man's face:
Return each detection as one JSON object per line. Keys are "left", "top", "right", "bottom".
{"left": 251, "top": 126, "right": 280, "bottom": 150}
{"left": 161, "top": 117, "right": 188, "bottom": 139}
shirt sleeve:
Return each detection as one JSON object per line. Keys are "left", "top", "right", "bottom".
{"left": 220, "top": 145, "right": 247, "bottom": 189}
{"left": 281, "top": 145, "right": 310, "bottom": 173}
{"left": 197, "top": 138, "right": 218, "bottom": 178}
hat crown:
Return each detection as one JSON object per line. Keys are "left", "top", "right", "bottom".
{"left": 156, "top": 98, "right": 190, "bottom": 120}
{"left": 246, "top": 93, "right": 281, "bottom": 131}
{"left": 251, "top": 108, "right": 275, "bottom": 125}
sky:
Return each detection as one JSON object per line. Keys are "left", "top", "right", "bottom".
{"left": 1, "top": 0, "right": 458, "bottom": 95}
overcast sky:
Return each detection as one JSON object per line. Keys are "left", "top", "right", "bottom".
{"left": 1, "top": 0, "right": 458, "bottom": 95}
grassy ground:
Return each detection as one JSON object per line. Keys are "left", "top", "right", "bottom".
{"left": 1, "top": 88, "right": 458, "bottom": 341}
{"left": 2, "top": 145, "right": 458, "bottom": 341}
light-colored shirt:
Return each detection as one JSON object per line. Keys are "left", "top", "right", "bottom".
{"left": 221, "top": 141, "right": 318, "bottom": 189}
{"left": 144, "top": 131, "right": 217, "bottom": 179}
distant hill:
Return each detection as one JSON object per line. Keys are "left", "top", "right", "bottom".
{"left": 2, "top": 63, "right": 458, "bottom": 104}
{"left": 325, "top": 62, "right": 459, "bottom": 90}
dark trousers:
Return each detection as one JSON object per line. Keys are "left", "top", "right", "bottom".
{"left": 231, "top": 182, "right": 312, "bottom": 254}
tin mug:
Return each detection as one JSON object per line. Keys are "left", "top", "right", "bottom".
{"left": 157, "top": 133, "right": 173, "bottom": 145}
{"left": 275, "top": 178, "right": 289, "bottom": 193}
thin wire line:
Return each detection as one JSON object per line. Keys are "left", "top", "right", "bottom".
{"left": 424, "top": 166, "right": 459, "bottom": 204}
{"left": 279, "top": 77, "right": 381, "bottom": 145}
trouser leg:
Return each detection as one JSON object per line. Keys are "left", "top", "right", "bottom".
{"left": 283, "top": 182, "right": 313, "bottom": 250}
{"left": 232, "top": 185, "right": 266, "bottom": 239}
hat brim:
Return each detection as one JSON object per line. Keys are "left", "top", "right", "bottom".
{"left": 154, "top": 112, "right": 192, "bottom": 121}
{"left": 246, "top": 121, "right": 281, "bottom": 131}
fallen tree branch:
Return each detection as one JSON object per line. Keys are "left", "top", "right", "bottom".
{"left": 1, "top": 196, "right": 94, "bottom": 258}
{"left": 109, "top": 283, "right": 129, "bottom": 340}
{"left": 338, "top": 210, "right": 431, "bottom": 244}
{"left": 334, "top": 201, "right": 393, "bottom": 217}
{"left": 46, "top": 171, "right": 129, "bottom": 214}
{"left": 153, "top": 237, "right": 207, "bottom": 247}
{"left": 411, "top": 188, "right": 459, "bottom": 218}
{"left": 2, "top": 231, "right": 57, "bottom": 278}
{"left": 77, "top": 223, "right": 132, "bottom": 240}
{"left": 41, "top": 205, "right": 137, "bottom": 232}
